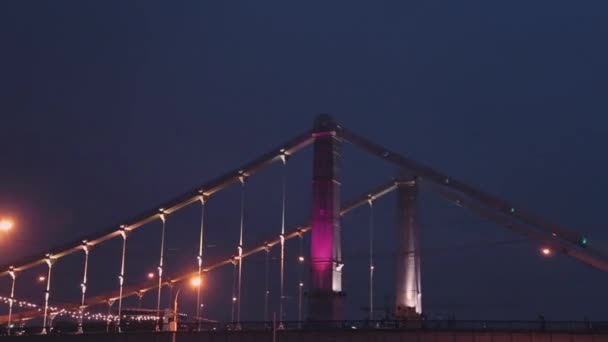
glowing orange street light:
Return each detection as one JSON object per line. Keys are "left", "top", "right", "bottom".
{"left": 541, "top": 247, "right": 552, "bottom": 256}
{"left": 0, "top": 218, "right": 14, "bottom": 232}
{"left": 170, "top": 276, "right": 204, "bottom": 332}
{"left": 190, "top": 276, "right": 202, "bottom": 288}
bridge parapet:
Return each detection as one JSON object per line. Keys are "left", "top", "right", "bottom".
{"left": 0, "top": 329, "right": 605, "bottom": 342}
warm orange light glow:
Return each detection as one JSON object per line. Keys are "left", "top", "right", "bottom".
{"left": 541, "top": 247, "right": 552, "bottom": 256}
{"left": 190, "top": 276, "right": 202, "bottom": 288}
{"left": 0, "top": 218, "right": 14, "bottom": 232}
{"left": 147, "top": 272, "right": 155, "bottom": 279}
{"left": 38, "top": 276, "right": 46, "bottom": 282}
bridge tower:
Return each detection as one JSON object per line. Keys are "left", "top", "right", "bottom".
{"left": 395, "top": 175, "right": 422, "bottom": 318}
{"left": 308, "top": 114, "right": 344, "bottom": 321}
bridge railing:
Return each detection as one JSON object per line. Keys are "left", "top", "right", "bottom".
{"left": 267, "top": 320, "right": 605, "bottom": 333}
{"left": 5, "top": 319, "right": 606, "bottom": 336}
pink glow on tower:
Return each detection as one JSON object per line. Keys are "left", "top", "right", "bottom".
{"left": 311, "top": 187, "right": 336, "bottom": 290}
{"left": 309, "top": 114, "right": 343, "bottom": 321}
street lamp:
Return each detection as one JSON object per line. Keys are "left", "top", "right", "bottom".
{"left": 0, "top": 218, "right": 14, "bottom": 232}
{"left": 190, "top": 276, "right": 202, "bottom": 287}
{"left": 169, "top": 276, "right": 203, "bottom": 332}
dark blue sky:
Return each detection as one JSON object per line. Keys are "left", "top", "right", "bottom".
{"left": 1, "top": 1, "right": 607, "bottom": 323}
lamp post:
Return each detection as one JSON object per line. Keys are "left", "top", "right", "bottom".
{"left": 170, "top": 287, "right": 183, "bottom": 332}
{"left": 169, "top": 276, "right": 203, "bottom": 332}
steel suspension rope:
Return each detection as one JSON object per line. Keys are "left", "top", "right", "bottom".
{"left": 7, "top": 267, "right": 15, "bottom": 335}
{"left": 155, "top": 212, "right": 167, "bottom": 332}
{"left": 236, "top": 174, "right": 247, "bottom": 327}
{"left": 297, "top": 230, "right": 304, "bottom": 327}
{"left": 279, "top": 152, "right": 288, "bottom": 325}
{"left": 339, "top": 128, "right": 591, "bottom": 250}
{"left": 368, "top": 196, "right": 375, "bottom": 321}
{"left": 116, "top": 227, "right": 128, "bottom": 332}
{"left": 41, "top": 255, "right": 55, "bottom": 334}
{"left": 196, "top": 195, "right": 206, "bottom": 331}
{"left": 0, "top": 132, "right": 313, "bottom": 280}
{"left": 0, "top": 180, "right": 398, "bottom": 323}
{"left": 77, "top": 242, "right": 90, "bottom": 334}
{"left": 230, "top": 258, "right": 237, "bottom": 324}
{"left": 263, "top": 243, "right": 270, "bottom": 322}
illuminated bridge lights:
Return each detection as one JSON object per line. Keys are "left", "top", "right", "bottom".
{"left": 0, "top": 295, "right": 38, "bottom": 309}
{"left": 1, "top": 117, "right": 604, "bottom": 328}
{"left": 0, "top": 294, "right": 162, "bottom": 324}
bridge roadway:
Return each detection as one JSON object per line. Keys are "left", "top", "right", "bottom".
{"left": 1, "top": 330, "right": 605, "bottom": 342}
{"left": 3, "top": 320, "right": 608, "bottom": 342}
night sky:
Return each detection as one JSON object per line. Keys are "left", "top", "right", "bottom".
{"left": 1, "top": 1, "right": 608, "bottom": 324}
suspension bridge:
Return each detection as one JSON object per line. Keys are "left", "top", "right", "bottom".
{"left": 0, "top": 114, "right": 606, "bottom": 341}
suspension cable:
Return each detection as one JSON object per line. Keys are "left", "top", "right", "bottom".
{"left": 279, "top": 152, "right": 288, "bottom": 325}
{"left": 77, "top": 243, "right": 90, "bottom": 334}
{"left": 116, "top": 228, "right": 128, "bottom": 332}
{"left": 7, "top": 267, "right": 16, "bottom": 336}
{"left": 298, "top": 231, "right": 304, "bottom": 327}
{"left": 264, "top": 243, "right": 270, "bottom": 322}
{"left": 237, "top": 175, "right": 246, "bottom": 327}
{"left": 368, "top": 196, "right": 375, "bottom": 321}
{"left": 196, "top": 195, "right": 206, "bottom": 331}
{"left": 231, "top": 258, "right": 237, "bottom": 324}
{"left": 155, "top": 212, "right": 167, "bottom": 332}
{"left": 41, "top": 255, "right": 54, "bottom": 335}
{"left": 4, "top": 180, "right": 399, "bottom": 324}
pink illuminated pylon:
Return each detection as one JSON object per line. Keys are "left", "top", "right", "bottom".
{"left": 308, "top": 114, "right": 344, "bottom": 321}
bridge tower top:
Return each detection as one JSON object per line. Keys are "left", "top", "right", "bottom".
{"left": 313, "top": 113, "right": 338, "bottom": 132}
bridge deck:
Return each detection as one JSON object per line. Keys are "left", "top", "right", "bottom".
{"left": 0, "top": 330, "right": 605, "bottom": 342}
